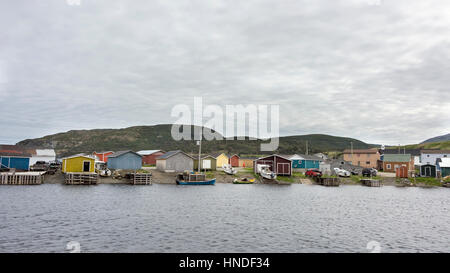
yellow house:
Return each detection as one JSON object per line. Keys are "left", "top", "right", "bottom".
{"left": 212, "top": 153, "right": 229, "bottom": 168}
{"left": 62, "top": 155, "right": 96, "bottom": 173}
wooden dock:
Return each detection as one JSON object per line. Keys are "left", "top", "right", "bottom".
{"left": 314, "top": 177, "right": 340, "bottom": 187}
{"left": 64, "top": 172, "right": 98, "bottom": 185}
{"left": 131, "top": 173, "right": 152, "bottom": 185}
{"left": 0, "top": 172, "right": 45, "bottom": 185}
{"left": 361, "top": 179, "right": 382, "bottom": 187}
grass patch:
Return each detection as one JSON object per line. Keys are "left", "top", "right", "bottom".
{"left": 292, "top": 172, "right": 307, "bottom": 178}
{"left": 277, "top": 176, "right": 295, "bottom": 183}
{"left": 143, "top": 164, "right": 156, "bottom": 167}
{"left": 413, "top": 177, "right": 441, "bottom": 186}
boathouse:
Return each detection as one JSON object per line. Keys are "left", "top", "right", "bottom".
{"left": 93, "top": 151, "right": 114, "bottom": 163}
{"left": 229, "top": 154, "right": 240, "bottom": 167}
{"left": 107, "top": 151, "right": 142, "bottom": 170}
{"left": 62, "top": 155, "right": 96, "bottom": 173}
{"left": 0, "top": 151, "right": 31, "bottom": 171}
{"left": 254, "top": 155, "right": 292, "bottom": 176}
{"left": 137, "top": 150, "right": 165, "bottom": 165}
{"left": 211, "top": 153, "right": 229, "bottom": 168}
{"left": 193, "top": 155, "right": 217, "bottom": 171}
{"left": 420, "top": 164, "right": 436, "bottom": 177}
{"left": 156, "top": 150, "right": 194, "bottom": 172}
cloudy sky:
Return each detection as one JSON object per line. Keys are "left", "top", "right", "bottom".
{"left": 0, "top": 0, "right": 449, "bottom": 145}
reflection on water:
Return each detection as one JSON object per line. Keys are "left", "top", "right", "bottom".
{"left": 0, "top": 184, "right": 449, "bottom": 253}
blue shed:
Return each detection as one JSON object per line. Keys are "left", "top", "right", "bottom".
{"left": 0, "top": 153, "right": 31, "bottom": 171}
{"left": 107, "top": 151, "right": 142, "bottom": 170}
{"left": 289, "top": 154, "right": 323, "bottom": 170}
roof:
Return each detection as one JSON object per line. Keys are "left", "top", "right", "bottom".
{"left": 343, "top": 149, "right": 378, "bottom": 154}
{"left": 421, "top": 150, "right": 450, "bottom": 154}
{"left": 61, "top": 154, "right": 96, "bottom": 160}
{"left": 109, "top": 151, "right": 142, "bottom": 158}
{"left": 156, "top": 150, "right": 193, "bottom": 160}
{"left": 0, "top": 144, "right": 32, "bottom": 157}
{"left": 137, "top": 150, "right": 164, "bottom": 156}
{"left": 255, "top": 154, "right": 292, "bottom": 162}
{"left": 210, "top": 152, "right": 228, "bottom": 158}
{"left": 382, "top": 149, "right": 421, "bottom": 156}
{"left": 438, "top": 158, "right": 450, "bottom": 168}
{"left": 288, "top": 154, "right": 323, "bottom": 161}
{"left": 383, "top": 154, "right": 412, "bottom": 163}
{"left": 94, "top": 151, "right": 114, "bottom": 155}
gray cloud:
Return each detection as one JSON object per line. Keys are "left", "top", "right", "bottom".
{"left": 0, "top": 0, "right": 449, "bottom": 145}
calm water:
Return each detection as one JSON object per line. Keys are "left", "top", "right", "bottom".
{"left": 0, "top": 184, "right": 449, "bottom": 253}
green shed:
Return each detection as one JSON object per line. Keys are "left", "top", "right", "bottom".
{"left": 193, "top": 155, "right": 217, "bottom": 171}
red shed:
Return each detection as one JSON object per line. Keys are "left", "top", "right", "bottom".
{"left": 229, "top": 154, "right": 240, "bottom": 167}
{"left": 93, "top": 151, "right": 114, "bottom": 162}
{"left": 137, "top": 150, "right": 166, "bottom": 165}
{"left": 253, "top": 155, "right": 292, "bottom": 176}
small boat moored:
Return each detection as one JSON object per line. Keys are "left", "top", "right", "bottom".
{"left": 176, "top": 171, "right": 216, "bottom": 185}
{"left": 233, "top": 178, "right": 255, "bottom": 184}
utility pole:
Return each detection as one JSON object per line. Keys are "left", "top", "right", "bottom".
{"left": 306, "top": 141, "right": 309, "bottom": 155}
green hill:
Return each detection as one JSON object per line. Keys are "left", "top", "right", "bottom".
{"left": 392, "top": 141, "right": 450, "bottom": 151}
{"left": 16, "top": 124, "right": 376, "bottom": 157}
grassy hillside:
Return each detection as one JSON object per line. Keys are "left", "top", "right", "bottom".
{"left": 17, "top": 124, "right": 375, "bottom": 157}
{"left": 392, "top": 141, "right": 450, "bottom": 151}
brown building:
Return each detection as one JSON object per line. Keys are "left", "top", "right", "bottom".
{"left": 382, "top": 154, "right": 415, "bottom": 177}
{"left": 343, "top": 148, "right": 380, "bottom": 169}
{"left": 137, "top": 150, "right": 165, "bottom": 165}
{"left": 253, "top": 155, "right": 292, "bottom": 176}
{"left": 229, "top": 154, "right": 240, "bottom": 167}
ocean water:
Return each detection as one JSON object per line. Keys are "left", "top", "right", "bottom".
{"left": 0, "top": 183, "right": 449, "bottom": 253}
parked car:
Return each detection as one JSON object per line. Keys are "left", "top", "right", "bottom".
{"left": 305, "top": 169, "right": 322, "bottom": 177}
{"left": 350, "top": 169, "right": 359, "bottom": 175}
{"left": 334, "top": 167, "right": 351, "bottom": 177}
{"left": 30, "top": 161, "right": 49, "bottom": 171}
{"left": 362, "top": 168, "right": 377, "bottom": 177}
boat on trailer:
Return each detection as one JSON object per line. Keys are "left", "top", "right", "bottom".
{"left": 176, "top": 171, "right": 216, "bottom": 185}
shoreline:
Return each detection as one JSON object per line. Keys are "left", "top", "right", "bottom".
{"left": 38, "top": 170, "right": 447, "bottom": 188}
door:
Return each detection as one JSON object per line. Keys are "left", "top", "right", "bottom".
{"left": 277, "top": 163, "right": 290, "bottom": 175}
{"left": 202, "top": 159, "right": 211, "bottom": 169}
{"left": 425, "top": 166, "right": 431, "bottom": 177}
{"left": 83, "top": 161, "right": 91, "bottom": 172}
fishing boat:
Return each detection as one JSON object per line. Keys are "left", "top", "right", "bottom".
{"left": 175, "top": 137, "right": 216, "bottom": 185}
{"left": 258, "top": 165, "right": 277, "bottom": 180}
{"left": 176, "top": 171, "right": 216, "bottom": 185}
{"left": 95, "top": 161, "right": 112, "bottom": 177}
{"left": 233, "top": 178, "right": 255, "bottom": 184}
{"left": 222, "top": 164, "right": 237, "bottom": 175}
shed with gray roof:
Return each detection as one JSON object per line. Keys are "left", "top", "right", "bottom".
{"left": 156, "top": 150, "right": 194, "bottom": 172}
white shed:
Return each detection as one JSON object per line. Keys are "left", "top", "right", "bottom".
{"left": 30, "top": 149, "right": 56, "bottom": 165}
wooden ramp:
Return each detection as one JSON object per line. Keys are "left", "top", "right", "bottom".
{"left": 361, "top": 179, "right": 382, "bottom": 187}
{"left": 65, "top": 172, "right": 98, "bottom": 185}
{"left": 0, "top": 172, "right": 44, "bottom": 185}
{"left": 314, "top": 177, "right": 340, "bottom": 187}
{"left": 131, "top": 173, "right": 152, "bottom": 185}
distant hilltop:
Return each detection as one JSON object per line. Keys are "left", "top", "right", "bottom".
{"left": 421, "top": 133, "right": 450, "bottom": 144}
{"left": 16, "top": 124, "right": 376, "bottom": 157}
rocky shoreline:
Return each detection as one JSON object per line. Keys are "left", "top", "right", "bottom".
{"left": 40, "top": 169, "right": 448, "bottom": 188}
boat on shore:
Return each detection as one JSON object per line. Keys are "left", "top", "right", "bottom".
{"left": 176, "top": 171, "right": 216, "bottom": 185}
{"left": 258, "top": 165, "right": 277, "bottom": 180}
{"left": 222, "top": 164, "right": 237, "bottom": 175}
{"left": 233, "top": 178, "right": 255, "bottom": 184}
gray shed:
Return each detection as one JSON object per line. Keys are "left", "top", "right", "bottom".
{"left": 156, "top": 150, "right": 194, "bottom": 172}
{"left": 107, "top": 151, "right": 142, "bottom": 170}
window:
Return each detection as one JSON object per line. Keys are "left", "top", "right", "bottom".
{"left": 386, "top": 164, "right": 391, "bottom": 169}
{"left": 366, "top": 161, "right": 370, "bottom": 165}
{"left": 444, "top": 155, "right": 448, "bottom": 158}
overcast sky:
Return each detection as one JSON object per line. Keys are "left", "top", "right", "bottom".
{"left": 0, "top": 0, "right": 449, "bottom": 145}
